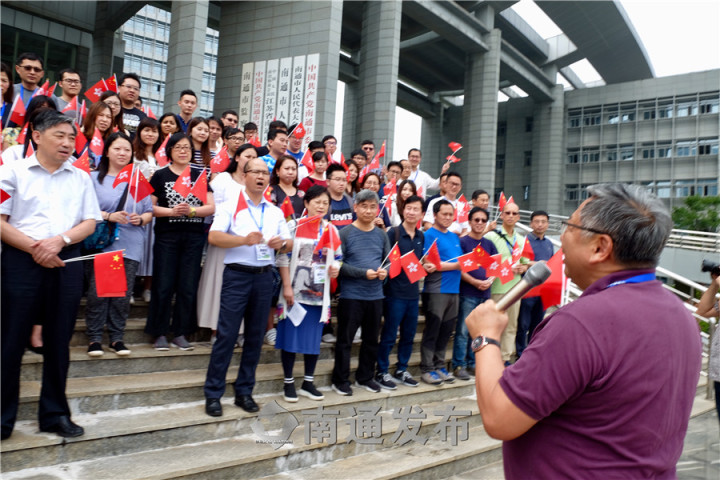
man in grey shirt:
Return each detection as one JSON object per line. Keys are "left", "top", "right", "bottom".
{"left": 331, "top": 189, "right": 390, "bottom": 396}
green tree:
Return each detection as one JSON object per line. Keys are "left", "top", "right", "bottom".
{"left": 672, "top": 195, "right": 720, "bottom": 232}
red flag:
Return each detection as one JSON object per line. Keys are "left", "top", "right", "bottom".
{"left": 129, "top": 168, "right": 154, "bottom": 202}
{"left": 300, "top": 149, "right": 314, "bottom": 172}
{"left": 448, "top": 141, "right": 462, "bottom": 151}
{"left": 234, "top": 192, "right": 249, "bottom": 220}
{"left": 190, "top": 169, "right": 208, "bottom": 203}
{"left": 263, "top": 186, "right": 273, "bottom": 202}
{"left": 84, "top": 78, "right": 108, "bottom": 103}
{"left": 358, "top": 164, "right": 371, "bottom": 184}
{"left": 155, "top": 135, "right": 170, "bottom": 167}
{"left": 382, "top": 194, "right": 392, "bottom": 218}
{"left": 145, "top": 106, "right": 156, "bottom": 119}
{"left": 525, "top": 250, "right": 565, "bottom": 308}
{"left": 387, "top": 244, "right": 402, "bottom": 278}
{"left": 72, "top": 150, "right": 91, "bottom": 174}
{"left": 45, "top": 82, "right": 58, "bottom": 97}
{"left": 417, "top": 186, "right": 424, "bottom": 198}
{"left": 486, "top": 254, "right": 504, "bottom": 278}
{"left": 112, "top": 164, "right": 134, "bottom": 187}
{"left": 472, "top": 243, "right": 493, "bottom": 268}
{"left": 457, "top": 251, "right": 480, "bottom": 272}
{"left": 383, "top": 178, "right": 397, "bottom": 196}
{"left": 521, "top": 239, "right": 534, "bottom": 261}
{"left": 94, "top": 251, "right": 127, "bottom": 297}
{"left": 249, "top": 135, "right": 262, "bottom": 148}
{"left": 106, "top": 74, "right": 118, "bottom": 93}
{"left": 457, "top": 195, "right": 469, "bottom": 223}
{"left": 0, "top": 189, "right": 10, "bottom": 204}
{"left": 280, "top": 196, "right": 295, "bottom": 219}
{"left": 507, "top": 195, "right": 515, "bottom": 206}
{"left": 173, "top": 166, "right": 193, "bottom": 197}
{"left": 497, "top": 192, "right": 507, "bottom": 211}
{"left": 294, "top": 214, "right": 324, "bottom": 239}
{"left": 315, "top": 223, "right": 342, "bottom": 253}
{"left": 497, "top": 258, "right": 515, "bottom": 284}
{"left": 75, "top": 132, "right": 88, "bottom": 156}
{"left": 79, "top": 100, "right": 87, "bottom": 123}
{"left": 9, "top": 96, "right": 26, "bottom": 125}
{"left": 400, "top": 251, "right": 427, "bottom": 284}
{"left": 424, "top": 240, "right": 442, "bottom": 270}
{"left": 89, "top": 128, "right": 104, "bottom": 156}
{"left": 24, "top": 142, "right": 35, "bottom": 158}
{"left": 291, "top": 122, "right": 306, "bottom": 139}
{"left": 34, "top": 80, "right": 50, "bottom": 97}
{"left": 61, "top": 96, "right": 78, "bottom": 113}
{"left": 210, "top": 146, "right": 230, "bottom": 173}
{"left": 446, "top": 154, "right": 461, "bottom": 163}
{"left": 511, "top": 241, "right": 522, "bottom": 264}
{"left": 368, "top": 140, "right": 385, "bottom": 170}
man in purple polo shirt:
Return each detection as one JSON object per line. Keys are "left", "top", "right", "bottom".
{"left": 466, "top": 183, "right": 702, "bottom": 478}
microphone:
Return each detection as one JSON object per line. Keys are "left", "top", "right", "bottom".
{"left": 495, "top": 261, "right": 552, "bottom": 312}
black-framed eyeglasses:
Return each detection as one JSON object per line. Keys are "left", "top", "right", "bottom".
{"left": 560, "top": 220, "right": 608, "bottom": 236}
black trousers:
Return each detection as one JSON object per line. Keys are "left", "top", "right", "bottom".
{"left": 332, "top": 298, "right": 383, "bottom": 385}
{"left": 1, "top": 243, "right": 83, "bottom": 436}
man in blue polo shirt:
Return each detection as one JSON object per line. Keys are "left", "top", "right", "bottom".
{"left": 516, "top": 210, "right": 554, "bottom": 357}
{"left": 376, "top": 195, "right": 426, "bottom": 389}
{"left": 420, "top": 199, "right": 462, "bottom": 385}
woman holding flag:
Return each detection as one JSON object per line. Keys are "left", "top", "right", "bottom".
{"left": 80, "top": 101, "right": 113, "bottom": 168}
{"left": 269, "top": 155, "right": 305, "bottom": 217}
{"left": 276, "top": 185, "right": 341, "bottom": 402}
{"left": 85, "top": 132, "right": 153, "bottom": 357}
{"left": 146, "top": 132, "right": 215, "bottom": 351}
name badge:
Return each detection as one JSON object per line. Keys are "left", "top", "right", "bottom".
{"left": 313, "top": 264, "right": 327, "bottom": 284}
{"left": 256, "top": 244, "right": 271, "bottom": 261}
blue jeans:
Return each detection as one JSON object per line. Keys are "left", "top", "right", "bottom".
{"left": 453, "top": 295, "right": 487, "bottom": 369}
{"left": 377, "top": 297, "right": 419, "bottom": 374}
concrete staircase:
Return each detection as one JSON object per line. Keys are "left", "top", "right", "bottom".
{"left": 1, "top": 302, "right": 504, "bottom": 479}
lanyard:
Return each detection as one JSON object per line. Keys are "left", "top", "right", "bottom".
{"left": 248, "top": 202, "right": 266, "bottom": 231}
{"left": 606, "top": 273, "right": 656, "bottom": 289}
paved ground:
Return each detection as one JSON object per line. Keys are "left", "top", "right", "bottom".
{"left": 454, "top": 408, "right": 720, "bottom": 480}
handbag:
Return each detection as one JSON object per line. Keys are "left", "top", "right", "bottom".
{"left": 82, "top": 184, "right": 130, "bottom": 253}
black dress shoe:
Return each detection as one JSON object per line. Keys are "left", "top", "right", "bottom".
{"left": 234, "top": 394, "right": 259, "bottom": 413}
{"left": 40, "top": 416, "right": 84, "bottom": 438}
{"left": 205, "top": 398, "right": 223, "bottom": 417}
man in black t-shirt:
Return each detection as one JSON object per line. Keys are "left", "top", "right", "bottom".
{"left": 118, "top": 73, "right": 146, "bottom": 136}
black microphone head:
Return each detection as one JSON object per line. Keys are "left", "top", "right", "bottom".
{"left": 524, "top": 261, "right": 552, "bottom": 286}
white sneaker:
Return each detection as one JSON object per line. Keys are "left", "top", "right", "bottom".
{"left": 353, "top": 327, "right": 362, "bottom": 344}
{"left": 129, "top": 296, "right": 135, "bottom": 305}
{"left": 322, "top": 333, "right": 336, "bottom": 344}
{"left": 236, "top": 334, "right": 244, "bottom": 348}
{"left": 264, "top": 328, "right": 277, "bottom": 346}
{"left": 142, "top": 289, "right": 151, "bottom": 303}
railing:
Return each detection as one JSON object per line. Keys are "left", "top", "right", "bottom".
{"left": 513, "top": 221, "right": 718, "bottom": 399}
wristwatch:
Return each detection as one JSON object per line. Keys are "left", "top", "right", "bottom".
{"left": 60, "top": 234, "right": 72, "bottom": 247}
{"left": 471, "top": 335, "right": 501, "bottom": 353}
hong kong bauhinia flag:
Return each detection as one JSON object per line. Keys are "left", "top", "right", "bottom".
{"left": 291, "top": 122, "right": 306, "bottom": 139}
{"left": 457, "top": 252, "right": 480, "bottom": 273}
{"left": 8, "top": 96, "right": 26, "bottom": 126}
{"left": 173, "top": 166, "right": 193, "bottom": 198}
{"left": 210, "top": 146, "right": 230, "bottom": 173}
{"left": 400, "top": 251, "right": 426, "bottom": 284}
{"left": 155, "top": 135, "right": 170, "bottom": 167}
{"left": 84, "top": 78, "right": 108, "bottom": 103}
{"left": 89, "top": 128, "right": 104, "bottom": 156}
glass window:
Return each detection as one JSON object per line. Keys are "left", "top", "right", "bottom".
{"left": 523, "top": 185, "right": 530, "bottom": 201}
{"left": 699, "top": 99, "right": 718, "bottom": 114}
{"left": 675, "top": 180, "right": 695, "bottom": 198}
{"left": 676, "top": 141, "right": 697, "bottom": 157}
{"left": 565, "top": 185, "right": 578, "bottom": 201}
{"left": 620, "top": 147, "right": 634, "bottom": 161}
{"left": 656, "top": 181, "right": 671, "bottom": 198}
{"left": 567, "top": 150, "right": 579, "bottom": 164}
{"left": 496, "top": 154, "right": 505, "bottom": 169}
{"left": 698, "top": 179, "right": 718, "bottom": 197}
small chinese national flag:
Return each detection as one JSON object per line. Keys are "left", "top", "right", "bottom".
{"left": 280, "top": 196, "right": 295, "bottom": 220}
{"left": 249, "top": 135, "right": 262, "bottom": 148}
{"left": 424, "top": 240, "right": 442, "bottom": 270}
{"left": 300, "top": 149, "right": 314, "bottom": 172}
{"left": 75, "top": 130, "right": 88, "bottom": 155}
{"left": 291, "top": 122, "right": 306, "bottom": 139}
{"left": 24, "top": 142, "right": 35, "bottom": 159}
{"left": 472, "top": 244, "right": 493, "bottom": 268}
{"left": 400, "top": 251, "right": 426, "bottom": 284}
{"left": 72, "top": 149, "right": 91, "bottom": 174}
{"left": 521, "top": 239, "right": 534, "bottom": 261}
{"left": 84, "top": 78, "right": 108, "bottom": 103}
{"left": 89, "top": 128, "right": 104, "bottom": 156}
{"left": 448, "top": 141, "right": 463, "bottom": 152}
{"left": 315, "top": 223, "right": 341, "bottom": 253}
{"left": 368, "top": 140, "right": 385, "bottom": 170}
{"left": 387, "top": 244, "right": 402, "bottom": 278}
{"left": 94, "top": 251, "right": 127, "bottom": 297}
{"left": 155, "top": 135, "right": 170, "bottom": 167}
{"left": 106, "top": 74, "right": 118, "bottom": 93}
{"left": 497, "top": 192, "right": 507, "bottom": 211}
{"left": 210, "top": 146, "right": 230, "bottom": 173}
{"left": 507, "top": 195, "right": 515, "bottom": 206}
{"left": 173, "top": 166, "right": 193, "bottom": 197}
{"left": 525, "top": 250, "right": 564, "bottom": 309}
{"left": 295, "top": 214, "right": 324, "bottom": 239}
{"left": 9, "top": 96, "right": 26, "bottom": 126}
{"left": 129, "top": 169, "right": 154, "bottom": 202}
{"left": 190, "top": 169, "right": 208, "bottom": 203}
{"left": 263, "top": 186, "right": 273, "bottom": 202}
{"left": 457, "top": 252, "right": 480, "bottom": 272}
{"left": 234, "top": 192, "right": 249, "bottom": 220}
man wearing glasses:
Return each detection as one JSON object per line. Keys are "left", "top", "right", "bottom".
{"left": 117, "top": 73, "right": 146, "bottom": 135}
{"left": 204, "top": 158, "right": 292, "bottom": 416}
{"left": 465, "top": 184, "right": 701, "bottom": 478}
{"left": 54, "top": 69, "right": 82, "bottom": 120}
{"left": 13, "top": 52, "right": 44, "bottom": 106}
{"left": 484, "top": 201, "right": 530, "bottom": 364}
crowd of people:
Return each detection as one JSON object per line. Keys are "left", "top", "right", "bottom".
{"left": 1, "top": 52, "right": 704, "bottom": 480}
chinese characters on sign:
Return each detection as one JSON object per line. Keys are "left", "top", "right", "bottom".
{"left": 237, "top": 53, "right": 320, "bottom": 145}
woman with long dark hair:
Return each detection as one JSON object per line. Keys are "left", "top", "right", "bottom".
{"left": 391, "top": 179, "right": 418, "bottom": 227}
{"left": 81, "top": 101, "right": 113, "bottom": 167}
{"left": 99, "top": 91, "right": 127, "bottom": 136}
{"left": 269, "top": 154, "right": 305, "bottom": 217}
{"left": 146, "top": 133, "right": 215, "bottom": 351}
{"left": 187, "top": 117, "right": 212, "bottom": 169}
{"left": 132, "top": 117, "right": 162, "bottom": 178}
{"left": 86, "top": 132, "right": 153, "bottom": 356}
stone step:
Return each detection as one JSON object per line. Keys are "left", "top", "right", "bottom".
{"left": 16, "top": 351, "right": 465, "bottom": 421}
{"left": 2, "top": 386, "right": 482, "bottom": 475}
{"left": 23, "top": 332, "right": 428, "bottom": 382}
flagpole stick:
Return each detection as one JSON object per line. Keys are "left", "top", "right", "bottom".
{"left": 133, "top": 163, "right": 139, "bottom": 215}
{"left": 64, "top": 249, "right": 126, "bottom": 263}
{"left": 378, "top": 242, "right": 398, "bottom": 270}
{"left": 418, "top": 238, "right": 437, "bottom": 263}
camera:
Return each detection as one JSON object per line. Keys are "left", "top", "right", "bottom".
{"left": 701, "top": 259, "right": 720, "bottom": 276}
